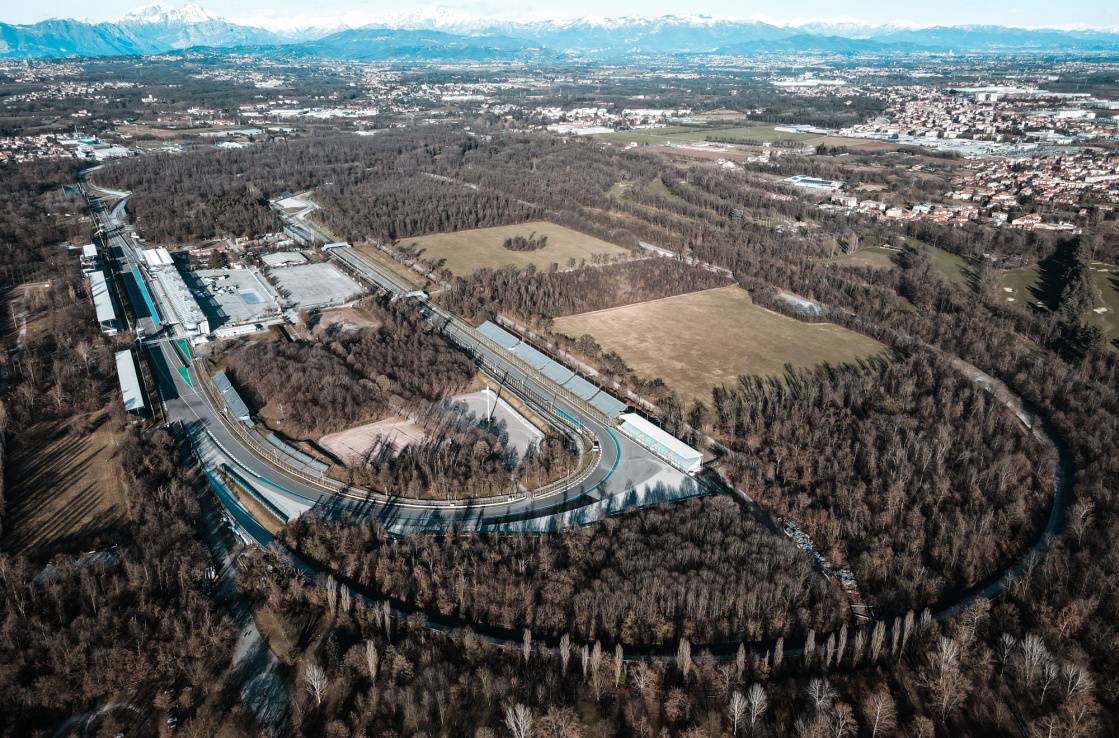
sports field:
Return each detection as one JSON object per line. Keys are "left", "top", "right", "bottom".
{"left": 398, "top": 221, "right": 629, "bottom": 277}
{"left": 553, "top": 285, "right": 887, "bottom": 405}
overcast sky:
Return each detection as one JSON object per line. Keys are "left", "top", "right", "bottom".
{"left": 6, "top": 0, "right": 1118, "bottom": 30}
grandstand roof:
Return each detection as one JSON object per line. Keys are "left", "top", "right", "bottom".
{"left": 114, "top": 350, "right": 144, "bottom": 414}
{"left": 618, "top": 412, "right": 702, "bottom": 474}
{"left": 213, "top": 370, "right": 252, "bottom": 422}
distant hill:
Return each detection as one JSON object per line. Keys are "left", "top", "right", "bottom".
{"left": 300, "top": 28, "right": 554, "bottom": 62}
{"left": 2, "top": 5, "right": 1119, "bottom": 59}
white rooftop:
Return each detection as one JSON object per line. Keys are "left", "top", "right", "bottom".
{"left": 618, "top": 412, "right": 703, "bottom": 474}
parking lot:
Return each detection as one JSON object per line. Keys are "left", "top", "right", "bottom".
{"left": 267, "top": 262, "right": 364, "bottom": 309}
{"left": 194, "top": 268, "right": 282, "bottom": 327}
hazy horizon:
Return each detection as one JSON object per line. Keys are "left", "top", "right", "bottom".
{"left": 4, "top": 0, "right": 1118, "bottom": 32}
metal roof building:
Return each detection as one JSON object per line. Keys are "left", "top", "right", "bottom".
{"left": 212, "top": 371, "right": 252, "bottom": 422}
{"left": 87, "top": 270, "right": 120, "bottom": 336}
{"left": 114, "top": 349, "right": 145, "bottom": 415}
{"left": 617, "top": 413, "right": 703, "bottom": 474}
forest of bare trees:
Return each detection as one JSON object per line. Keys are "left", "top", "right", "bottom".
{"left": 279, "top": 495, "right": 848, "bottom": 646}
{"left": 220, "top": 299, "right": 475, "bottom": 439}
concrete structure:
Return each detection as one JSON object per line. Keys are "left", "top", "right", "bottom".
{"left": 87, "top": 270, "right": 120, "bottom": 336}
{"left": 212, "top": 371, "right": 252, "bottom": 423}
{"left": 478, "top": 320, "right": 630, "bottom": 421}
{"left": 80, "top": 243, "right": 99, "bottom": 272}
{"left": 617, "top": 413, "right": 703, "bottom": 474}
{"left": 114, "top": 349, "right": 145, "bottom": 415}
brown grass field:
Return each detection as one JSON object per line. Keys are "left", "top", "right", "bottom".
{"left": 3, "top": 411, "right": 128, "bottom": 555}
{"left": 396, "top": 221, "right": 629, "bottom": 277}
{"left": 553, "top": 286, "right": 887, "bottom": 405}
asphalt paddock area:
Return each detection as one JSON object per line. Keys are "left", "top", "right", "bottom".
{"left": 553, "top": 285, "right": 887, "bottom": 405}
{"left": 194, "top": 268, "right": 281, "bottom": 327}
{"left": 447, "top": 388, "right": 544, "bottom": 456}
{"left": 267, "top": 262, "right": 364, "bottom": 309}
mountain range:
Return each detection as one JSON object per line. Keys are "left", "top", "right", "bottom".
{"left": 3, "top": 3, "right": 1119, "bottom": 60}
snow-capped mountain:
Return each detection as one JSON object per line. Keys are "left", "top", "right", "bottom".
{"left": 2, "top": 4, "right": 1119, "bottom": 59}
{"left": 118, "top": 3, "right": 218, "bottom": 25}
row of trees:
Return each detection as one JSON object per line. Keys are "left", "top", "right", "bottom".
{"left": 438, "top": 258, "right": 730, "bottom": 325}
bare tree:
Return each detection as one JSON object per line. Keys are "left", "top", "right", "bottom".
{"left": 677, "top": 638, "right": 692, "bottom": 677}
{"left": 505, "top": 703, "right": 533, "bottom": 738}
{"left": 304, "top": 661, "right": 327, "bottom": 706}
{"left": 614, "top": 644, "right": 624, "bottom": 687}
{"left": 364, "top": 640, "right": 379, "bottom": 681}
{"left": 559, "top": 633, "right": 571, "bottom": 674}
{"left": 746, "top": 683, "right": 768, "bottom": 733}
{"left": 804, "top": 629, "right": 816, "bottom": 668}
{"left": 861, "top": 688, "right": 896, "bottom": 738}
{"left": 729, "top": 690, "right": 747, "bottom": 737}
{"left": 807, "top": 678, "right": 836, "bottom": 711}
{"left": 1062, "top": 662, "right": 1093, "bottom": 700}
{"left": 523, "top": 628, "right": 532, "bottom": 664}
{"left": 773, "top": 637, "right": 784, "bottom": 671}
{"left": 869, "top": 621, "right": 886, "bottom": 663}
{"left": 1019, "top": 633, "right": 1051, "bottom": 688}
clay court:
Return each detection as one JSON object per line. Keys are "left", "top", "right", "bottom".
{"left": 397, "top": 221, "right": 629, "bottom": 277}
{"left": 553, "top": 285, "right": 887, "bottom": 405}
{"left": 319, "top": 417, "right": 429, "bottom": 465}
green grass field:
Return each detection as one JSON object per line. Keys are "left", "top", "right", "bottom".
{"left": 832, "top": 245, "right": 900, "bottom": 270}
{"left": 553, "top": 285, "right": 887, "bottom": 405}
{"left": 996, "top": 261, "right": 1119, "bottom": 347}
{"left": 395, "top": 221, "right": 630, "bottom": 277}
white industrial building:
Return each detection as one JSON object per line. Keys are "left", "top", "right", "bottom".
{"left": 141, "top": 248, "right": 210, "bottom": 340}
{"left": 114, "top": 349, "right": 145, "bottom": 415}
{"left": 617, "top": 413, "right": 703, "bottom": 475}
{"left": 86, "top": 270, "right": 120, "bottom": 336}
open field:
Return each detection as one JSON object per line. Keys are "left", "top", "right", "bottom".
{"left": 595, "top": 124, "right": 822, "bottom": 147}
{"left": 2, "top": 412, "right": 127, "bottom": 555}
{"left": 831, "top": 245, "right": 900, "bottom": 270}
{"left": 398, "top": 221, "right": 629, "bottom": 277}
{"left": 553, "top": 285, "right": 887, "bottom": 405}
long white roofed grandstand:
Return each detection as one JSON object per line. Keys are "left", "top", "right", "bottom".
{"left": 477, "top": 320, "right": 701, "bottom": 474}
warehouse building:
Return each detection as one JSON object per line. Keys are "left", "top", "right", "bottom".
{"left": 114, "top": 349, "right": 145, "bottom": 415}
{"left": 86, "top": 269, "right": 120, "bottom": 336}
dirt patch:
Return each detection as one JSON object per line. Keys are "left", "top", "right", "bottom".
{"left": 3, "top": 411, "right": 128, "bottom": 555}
{"left": 319, "top": 417, "right": 428, "bottom": 466}
{"left": 313, "top": 305, "right": 382, "bottom": 335}
{"left": 553, "top": 285, "right": 887, "bottom": 405}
